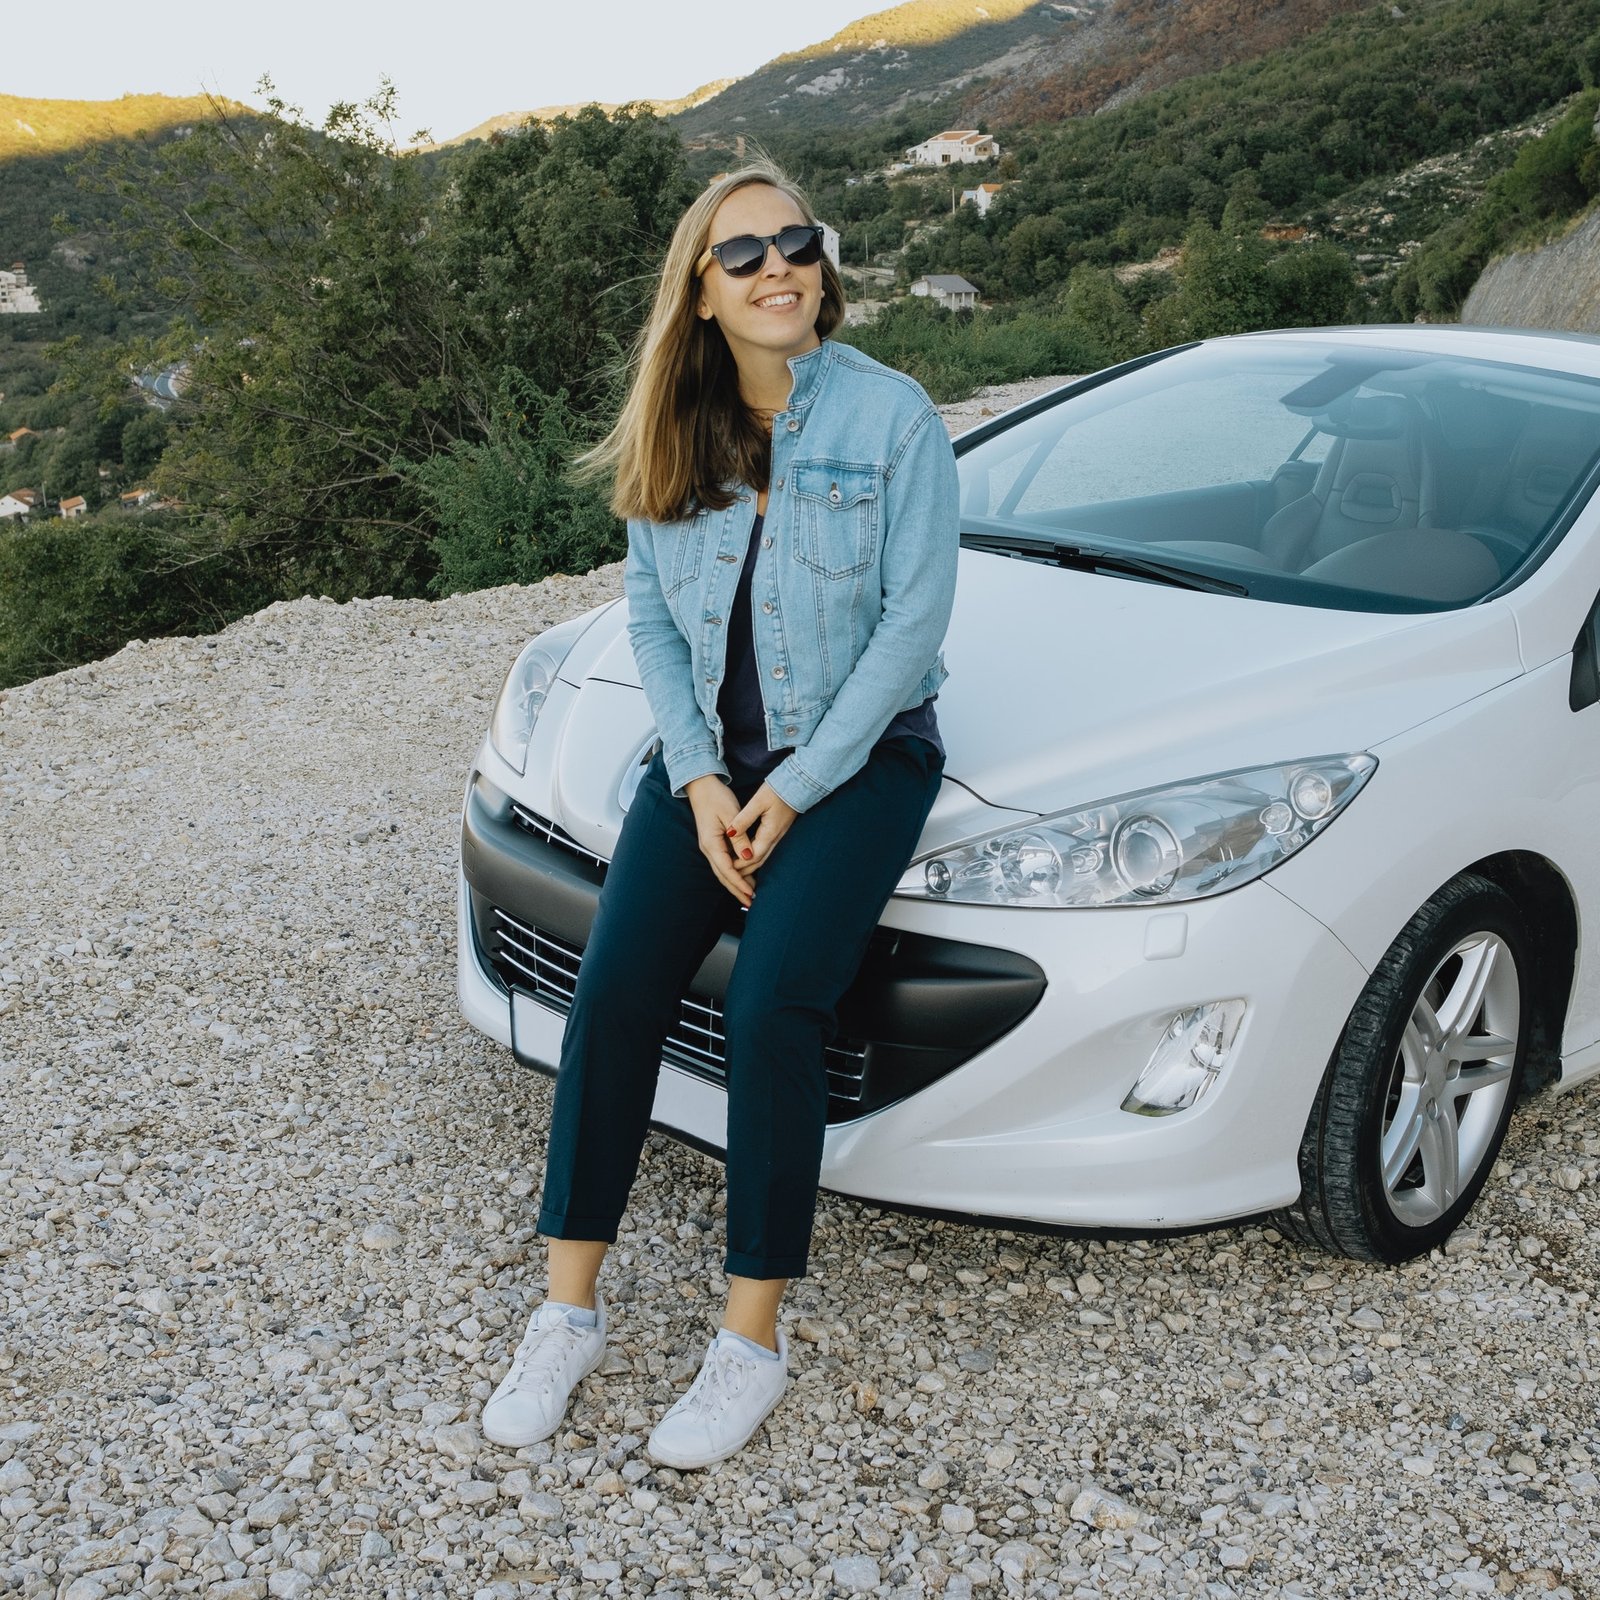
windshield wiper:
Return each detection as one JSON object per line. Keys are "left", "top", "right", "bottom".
{"left": 962, "top": 532, "right": 1250, "bottom": 596}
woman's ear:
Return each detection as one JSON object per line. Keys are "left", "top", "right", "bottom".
{"left": 696, "top": 295, "right": 713, "bottom": 322}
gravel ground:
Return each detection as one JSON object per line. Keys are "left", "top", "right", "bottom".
{"left": 1, "top": 384, "right": 1599, "bottom": 1600}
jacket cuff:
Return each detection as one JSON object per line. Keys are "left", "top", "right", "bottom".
{"left": 666, "top": 746, "right": 729, "bottom": 800}
{"left": 763, "top": 754, "right": 830, "bottom": 814}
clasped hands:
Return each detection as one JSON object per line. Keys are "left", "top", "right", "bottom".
{"left": 685, "top": 773, "right": 798, "bottom": 908}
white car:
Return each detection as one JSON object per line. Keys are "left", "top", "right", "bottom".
{"left": 458, "top": 325, "right": 1600, "bottom": 1262}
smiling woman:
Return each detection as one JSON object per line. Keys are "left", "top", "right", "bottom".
{"left": 474, "top": 159, "right": 962, "bottom": 1471}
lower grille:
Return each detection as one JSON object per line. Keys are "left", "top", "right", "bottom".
{"left": 489, "top": 905, "right": 868, "bottom": 1103}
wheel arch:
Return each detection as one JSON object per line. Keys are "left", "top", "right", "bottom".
{"left": 1458, "top": 850, "right": 1577, "bottom": 1095}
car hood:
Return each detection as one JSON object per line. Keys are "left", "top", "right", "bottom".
{"left": 561, "top": 549, "right": 1524, "bottom": 821}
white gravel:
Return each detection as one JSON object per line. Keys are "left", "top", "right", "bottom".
{"left": 1, "top": 388, "right": 1598, "bottom": 1597}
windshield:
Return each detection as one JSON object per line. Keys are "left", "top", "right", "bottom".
{"left": 956, "top": 338, "right": 1600, "bottom": 612}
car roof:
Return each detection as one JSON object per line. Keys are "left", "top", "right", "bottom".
{"left": 1223, "top": 323, "right": 1600, "bottom": 380}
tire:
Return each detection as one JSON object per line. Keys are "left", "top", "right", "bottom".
{"left": 1273, "top": 872, "right": 1532, "bottom": 1262}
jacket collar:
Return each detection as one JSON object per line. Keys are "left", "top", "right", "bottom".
{"left": 782, "top": 337, "right": 834, "bottom": 417}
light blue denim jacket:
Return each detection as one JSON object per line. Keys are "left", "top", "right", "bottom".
{"left": 622, "top": 338, "right": 959, "bottom": 813}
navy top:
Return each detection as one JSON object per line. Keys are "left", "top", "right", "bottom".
{"left": 716, "top": 510, "right": 944, "bottom": 789}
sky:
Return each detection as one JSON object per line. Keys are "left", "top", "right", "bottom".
{"left": 5, "top": 0, "right": 881, "bottom": 145}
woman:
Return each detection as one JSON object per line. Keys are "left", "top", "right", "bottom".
{"left": 480, "top": 159, "right": 960, "bottom": 1469}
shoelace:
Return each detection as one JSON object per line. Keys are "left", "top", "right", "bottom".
{"left": 675, "top": 1339, "right": 752, "bottom": 1422}
{"left": 504, "top": 1316, "right": 589, "bottom": 1398}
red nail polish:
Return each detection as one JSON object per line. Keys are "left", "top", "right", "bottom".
{"left": 742, "top": 848, "right": 753, "bottom": 859}
{"left": 726, "top": 827, "right": 737, "bottom": 836}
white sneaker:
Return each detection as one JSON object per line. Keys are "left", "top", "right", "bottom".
{"left": 647, "top": 1328, "right": 790, "bottom": 1469}
{"left": 481, "top": 1294, "right": 607, "bottom": 1447}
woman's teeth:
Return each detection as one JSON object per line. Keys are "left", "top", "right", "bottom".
{"left": 756, "top": 293, "right": 799, "bottom": 308}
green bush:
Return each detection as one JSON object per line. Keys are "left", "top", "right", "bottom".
{"left": 1393, "top": 87, "right": 1600, "bottom": 317}
{"left": 0, "top": 513, "right": 273, "bottom": 689}
{"left": 401, "top": 367, "right": 624, "bottom": 597}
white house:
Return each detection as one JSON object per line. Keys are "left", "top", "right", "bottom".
{"left": 910, "top": 274, "right": 980, "bottom": 311}
{"left": 961, "top": 182, "right": 1006, "bottom": 217}
{"left": 820, "top": 220, "right": 840, "bottom": 269}
{"left": 0, "top": 265, "right": 41, "bottom": 315}
{"left": 906, "top": 130, "right": 1000, "bottom": 167}
{"left": 59, "top": 494, "right": 88, "bottom": 519}
{"left": 119, "top": 486, "right": 157, "bottom": 509}
{"left": 0, "top": 489, "right": 35, "bottom": 519}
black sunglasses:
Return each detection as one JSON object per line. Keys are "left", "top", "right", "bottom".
{"left": 699, "top": 223, "right": 824, "bottom": 279}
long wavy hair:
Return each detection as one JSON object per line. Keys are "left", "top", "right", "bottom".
{"left": 573, "top": 159, "right": 847, "bottom": 524}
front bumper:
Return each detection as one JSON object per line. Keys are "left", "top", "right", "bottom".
{"left": 459, "top": 772, "right": 1047, "bottom": 1122}
{"left": 457, "top": 771, "right": 1373, "bottom": 1230}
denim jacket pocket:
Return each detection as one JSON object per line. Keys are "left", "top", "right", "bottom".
{"left": 792, "top": 462, "right": 880, "bottom": 580}
{"left": 662, "top": 510, "right": 709, "bottom": 599}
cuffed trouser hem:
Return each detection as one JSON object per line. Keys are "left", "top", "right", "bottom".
{"left": 724, "top": 1250, "right": 810, "bottom": 1280}
{"left": 535, "top": 1209, "right": 621, "bottom": 1243}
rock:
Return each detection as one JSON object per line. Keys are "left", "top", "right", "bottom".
{"left": 1070, "top": 1486, "right": 1140, "bottom": 1530}
{"left": 246, "top": 1491, "right": 297, "bottom": 1528}
{"left": 432, "top": 1422, "right": 482, "bottom": 1464}
{"left": 1219, "top": 1545, "right": 1251, "bottom": 1569}
{"left": 940, "top": 1503, "right": 977, "bottom": 1534}
{"left": 1348, "top": 1306, "right": 1385, "bottom": 1330}
{"left": 360, "top": 1221, "right": 402, "bottom": 1251}
{"left": 359, "top": 1532, "right": 392, "bottom": 1560}
{"left": 995, "top": 1541, "right": 1040, "bottom": 1579}
{"left": 831, "top": 1555, "right": 882, "bottom": 1594}
{"left": 918, "top": 1462, "right": 950, "bottom": 1492}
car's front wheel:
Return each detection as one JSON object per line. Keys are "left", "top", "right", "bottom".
{"left": 1274, "top": 873, "right": 1530, "bottom": 1262}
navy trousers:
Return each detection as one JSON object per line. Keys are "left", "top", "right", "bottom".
{"left": 535, "top": 734, "right": 945, "bottom": 1278}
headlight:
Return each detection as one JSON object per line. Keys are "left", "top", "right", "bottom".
{"left": 896, "top": 753, "right": 1376, "bottom": 908}
{"left": 488, "top": 613, "right": 597, "bottom": 774}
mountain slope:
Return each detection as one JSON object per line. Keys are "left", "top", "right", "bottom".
{"left": 672, "top": 0, "right": 1107, "bottom": 140}
{"left": 0, "top": 91, "right": 253, "bottom": 161}
{"left": 965, "top": 0, "right": 1373, "bottom": 122}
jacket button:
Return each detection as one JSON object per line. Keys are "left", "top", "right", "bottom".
{"left": 706, "top": 616, "right": 721, "bottom": 626}
{"left": 786, "top": 418, "right": 799, "bottom": 433}
{"left": 772, "top": 665, "right": 785, "bottom": 679}
{"left": 829, "top": 485, "right": 841, "bottom": 504}
{"left": 762, "top": 536, "right": 772, "bottom": 549}
{"left": 784, "top": 725, "right": 797, "bottom": 737}
{"left": 761, "top": 601, "right": 773, "bottom": 614}
{"left": 775, "top": 476, "right": 785, "bottom": 490}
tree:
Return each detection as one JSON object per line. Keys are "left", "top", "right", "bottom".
{"left": 68, "top": 75, "right": 473, "bottom": 601}
{"left": 439, "top": 105, "right": 696, "bottom": 406}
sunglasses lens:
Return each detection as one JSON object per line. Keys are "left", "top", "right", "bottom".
{"left": 778, "top": 225, "right": 823, "bottom": 266}
{"left": 716, "top": 236, "right": 766, "bottom": 276}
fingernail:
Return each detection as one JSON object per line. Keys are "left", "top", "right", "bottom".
{"left": 741, "top": 848, "right": 753, "bottom": 859}
{"left": 726, "top": 827, "right": 736, "bottom": 836}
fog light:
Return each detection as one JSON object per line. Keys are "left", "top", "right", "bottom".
{"left": 1121, "top": 999, "right": 1247, "bottom": 1117}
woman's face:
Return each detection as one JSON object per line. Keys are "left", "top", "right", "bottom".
{"left": 696, "top": 184, "right": 824, "bottom": 368}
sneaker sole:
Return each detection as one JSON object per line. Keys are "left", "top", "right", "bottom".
{"left": 645, "top": 1379, "right": 788, "bottom": 1470}
{"left": 481, "top": 1338, "right": 607, "bottom": 1448}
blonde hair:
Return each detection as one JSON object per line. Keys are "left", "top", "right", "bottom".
{"left": 574, "top": 159, "right": 847, "bottom": 524}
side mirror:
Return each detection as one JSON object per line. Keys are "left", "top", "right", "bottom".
{"left": 1571, "top": 594, "right": 1600, "bottom": 712}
